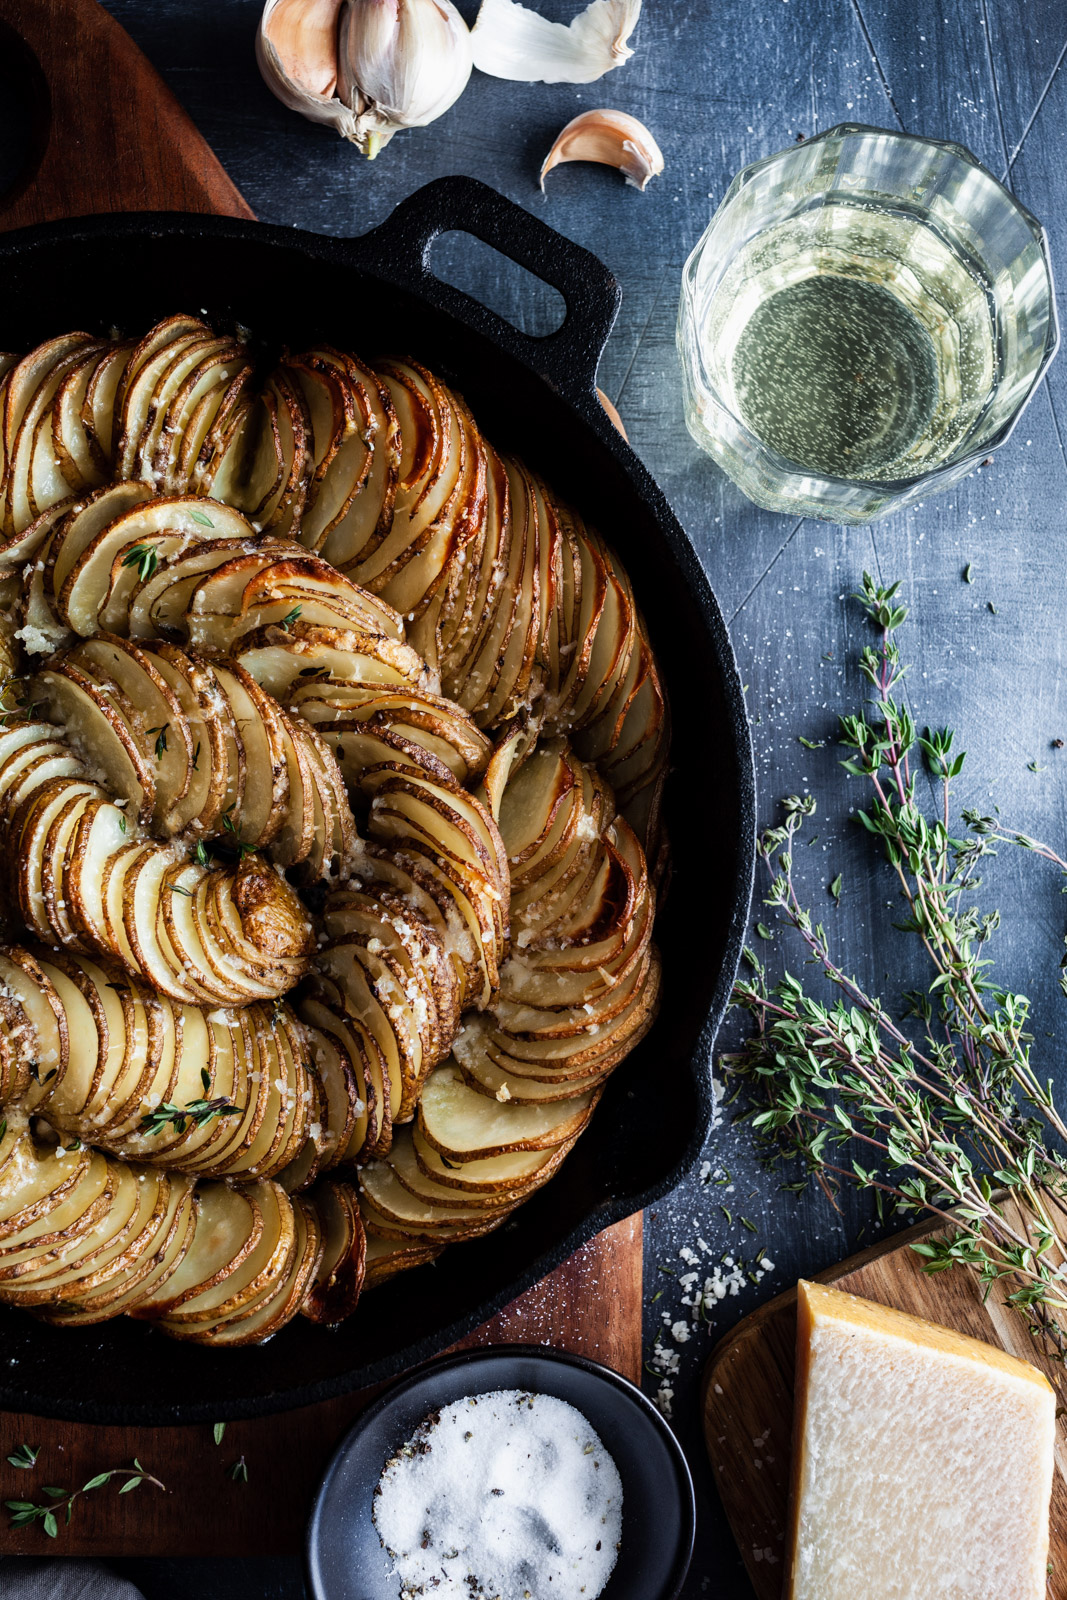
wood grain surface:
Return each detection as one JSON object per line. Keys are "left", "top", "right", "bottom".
{"left": 702, "top": 1205, "right": 1067, "bottom": 1600}
{"left": 0, "top": 0, "right": 252, "bottom": 227}
{"left": 0, "top": 0, "right": 645, "bottom": 1561}
{"left": 0, "top": 1215, "right": 641, "bottom": 1557}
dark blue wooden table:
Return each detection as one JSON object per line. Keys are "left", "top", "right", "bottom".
{"left": 29, "top": 0, "right": 1067, "bottom": 1593}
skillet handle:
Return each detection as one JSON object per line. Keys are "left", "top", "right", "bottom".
{"left": 347, "top": 176, "right": 622, "bottom": 405}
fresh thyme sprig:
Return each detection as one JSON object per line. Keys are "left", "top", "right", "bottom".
{"left": 139, "top": 1071, "right": 241, "bottom": 1137}
{"left": 729, "top": 575, "right": 1067, "bottom": 1360}
{"left": 5, "top": 1459, "right": 164, "bottom": 1537}
{"left": 120, "top": 543, "right": 158, "bottom": 583}
{"left": 221, "top": 806, "right": 256, "bottom": 860}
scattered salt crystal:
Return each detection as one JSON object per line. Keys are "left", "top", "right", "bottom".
{"left": 372, "top": 1390, "right": 622, "bottom": 1600}
{"left": 710, "top": 1069, "right": 726, "bottom": 1129}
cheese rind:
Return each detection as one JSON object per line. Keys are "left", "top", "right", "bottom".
{"left": 786, "top": 1278, "right": 1056, "bottom": 1600}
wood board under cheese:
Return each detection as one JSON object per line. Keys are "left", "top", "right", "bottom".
{"left": 703, "top": 1200, "right": 1067, "bottom": 1600}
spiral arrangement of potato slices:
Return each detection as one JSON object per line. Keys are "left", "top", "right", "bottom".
{"left": 0, "top": 315, "right": 666, "bottom": 1344}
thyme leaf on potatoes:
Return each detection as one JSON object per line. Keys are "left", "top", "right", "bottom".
{"left": 120, "top": 543, "right": 158, "bottom": 583}
{"left": 139, "top": 1091, "right": 241, "bottom": 1137}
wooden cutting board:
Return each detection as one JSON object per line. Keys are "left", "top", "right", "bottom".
{"left": 703, "top": 1200, "right": 1067, "bottom": 1600}
{"left": 0, "top": 0, "right": 645, "bottom": 1556}
{"left": 0, "top": 1215, "right": 642, "bottom": 1556}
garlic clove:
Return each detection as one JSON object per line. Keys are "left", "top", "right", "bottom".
{"left": 338, "top": 0, "right": 473, "bottom": 157}
{"left": 257, "top": 0, "right": 360, "bottom": 136}
{"left": 541, "top": 109, "right": 663, "bottom": 192}
{"left": 471, "top": 0, "right": 641, "bottom": 85}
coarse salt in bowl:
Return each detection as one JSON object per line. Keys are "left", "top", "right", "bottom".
{"left": 373, "top": 1389, "right": 623, "bottom": 1599}
{"left": 305, "top": 1346, "right": 695, "bottom": 1600}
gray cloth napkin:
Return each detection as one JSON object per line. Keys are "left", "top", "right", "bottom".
{"left": 0, "top": 1562, "right": 145, "bottom": 1600}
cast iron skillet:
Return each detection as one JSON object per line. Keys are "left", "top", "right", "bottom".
{"left": 0, "top": 178, "right": 755, "bottom": 1423}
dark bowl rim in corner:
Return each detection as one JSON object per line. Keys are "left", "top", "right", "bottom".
{"left": 304, "top": 1343, "right": 696, "bottom": 1600}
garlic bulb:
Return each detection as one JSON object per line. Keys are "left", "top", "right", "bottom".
{"left": 541, "top": 109, "right": 663, "bottom": 191}
{"left": 471, "top": 0, "right": 641, "bottom": 84}
{"left": 257, "top": 0, "right": 360, "bottom": 138}
{"left": 257, "top": 0, "right": 472, "bottom": 157}
{"left": 339, "top": 0, "right": 473, "bottom": 156}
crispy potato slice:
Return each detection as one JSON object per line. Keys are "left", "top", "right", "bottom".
{"left": 387, "top": 1127, "right": 526, "bottom": 1211}
{"left": 360, "top": 1157, "right": 494, "bottom": 1233}
{"left": 289, "top": 348, "right": 396, "bottom": 566}
{"left": 362, "top": 1231, "right": 441, "bottom": 1289}
{"left": 182, "top": 1190, "right": 320, "bottom": 1345}
{"left": 42, "top": 1171, "right": 196, "bottom": 1322}
{"left": 148, "top": 340, "right": 249, "bottom": 492}
{"left": 411, "top": 1121, "right": 575, "bottom": 1195}
{"left": 0, "top": 1159, "right": 121, "bottom": 1292}
{"left": 61, "top": 496, "right": 254, "bottom": 640}
{"left": 4, "top": 1161, "right": 149, "bottom": 1303}
{"left": 359, "top": 1192, "right": 506, "bottom": 1246}
{"left": 159, "top": 1179, "right": 294, "bottom": 1326}
{"left": 33, "top": 658, "right": 155, "bottom": 827}
{"left": 298, "top": 992, "right": 372, "bottom": 1166}
{"left": 417, "top": 1062, "right": 594, "bottom": 1163}
{"left": 45, "top": 484, "right": 151, "bottom": 604}
{"left": 0, "top": 1150, "right": 111, "bottom": 1271}
{"left": 234, "top": 620, "right": 434, "bottom": 698}
{"left": 300, "top": 1178, "right": 366, "bottom": 1323}
{"left": 126, "top": 534, "right": 257, "bottom": 641}
{"left": 0, "top": 1122, "right": 92, "bottom": 1238}
{"left": 83, "top": 341, "right": 136, "bottom": 472}
{"left": 50, "top": 341, "right": 124, "bottom": 494}
{"left": 1, "top": 334, "right": 100, "bottom": 536}
{"left": 114, "top": 317, "right": 214, "bottom": 480}
{"left": 134, "top": 1181, "right": 261, "bottom": 1317}
{"left": 0, "top": 945, "right": 68, "bottom": 1099}
{"left": 291, "top": 680, "right": 491, "bottom": 789}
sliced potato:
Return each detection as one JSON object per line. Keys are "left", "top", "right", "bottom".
{"left": 300, "top": 1178, "right": 366, "bottom": 1323}
{"left": 362, "top": 1231, "right": 442, "bottom": 1289}
{"left": 417, "top": 1062, "right": 595, "bottom": 1163}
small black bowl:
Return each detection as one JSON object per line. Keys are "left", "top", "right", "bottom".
{"left": 305, "top": 1345, "right": 696, "bottom": 1600}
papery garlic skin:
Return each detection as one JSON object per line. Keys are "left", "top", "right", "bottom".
{"left": 541, "top": 109, "right": 663, "bottom": 191}
{"left": 471, "top": 0, "right": 641, "bottom": 84}
{"left": 257, "top": 0, "right": 361, "bottom": 138}
{"left": 339, "top": 0, "right": 473, "bottom": 156}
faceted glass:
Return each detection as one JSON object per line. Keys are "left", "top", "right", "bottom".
{"left": 678, "top": 124, "right": 1058, "bottom": 524}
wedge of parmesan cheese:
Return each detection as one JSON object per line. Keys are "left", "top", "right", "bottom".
{"left": 786, "top": 1278, "right": 1056, "bottom": 1600}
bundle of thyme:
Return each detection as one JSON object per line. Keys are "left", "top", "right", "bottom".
{"left": 730, "top": 575, "right": 1067, "bottom": 1360}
